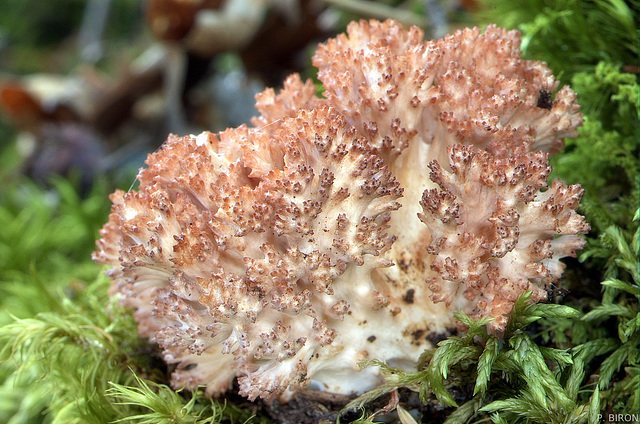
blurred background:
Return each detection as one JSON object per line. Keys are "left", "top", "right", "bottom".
{"left": 0, "top": 0, "right": 478, "bottom": 193}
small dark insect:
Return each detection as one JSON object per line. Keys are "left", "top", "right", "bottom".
{"left": 536, "top": 88, "right": 553, "bottom": 109}
{"left": 546, "top": 284, "right": 569, "bottom": 301}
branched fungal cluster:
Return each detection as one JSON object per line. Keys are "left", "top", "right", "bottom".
{"left": 94, "top": 20, "right": 589, "bottom": 401}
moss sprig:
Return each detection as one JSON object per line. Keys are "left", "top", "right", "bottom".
{"left": 579, "top": 211, "right": 639, "bottom": 412}
{"left": 107, "top": 374, "right": 224, "bottom": 424}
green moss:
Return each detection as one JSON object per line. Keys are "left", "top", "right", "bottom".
{"left": 552, "top": 62, "right": 639, "bottom": 235}
{"left": 477, "top": 0, "right": 638, "bottom": 81}
{"left": 0, "top": 177, "right": 110, "bottom": 323}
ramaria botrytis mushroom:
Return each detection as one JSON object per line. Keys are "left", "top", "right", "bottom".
{"left": 94, "top": 19, "right": 589, "bottom": 401}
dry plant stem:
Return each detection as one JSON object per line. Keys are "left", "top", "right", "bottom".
{"left": 321, "top": 0, "right": 431, "bottom": 28}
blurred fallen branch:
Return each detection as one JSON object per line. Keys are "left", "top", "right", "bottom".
{"left": 320, "top": 0, "right": 431, "bottom": 28}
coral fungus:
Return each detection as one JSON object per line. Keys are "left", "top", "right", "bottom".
{"left": 94, "top": 20, "right": 589, "bottom": 401}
